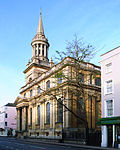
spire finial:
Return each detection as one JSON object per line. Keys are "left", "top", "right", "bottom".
{"left": 37, "top": 10, "right": 44, "bottom": 35}
{"left": 40, "top": 9, "right": 41, "bottom": 16}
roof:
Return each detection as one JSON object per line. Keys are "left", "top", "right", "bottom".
{"left": 101, "top": 46, "right": 120, "bottom": 56}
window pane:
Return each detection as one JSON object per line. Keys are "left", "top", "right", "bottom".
{"left": 106, "top": 100, "right": 113, "bottom": 116}
{"left": 106, "top": 63, "right": 112, "bottom": 73}
{"left": 106, "top": 80, "right": 112, "bottom": 93}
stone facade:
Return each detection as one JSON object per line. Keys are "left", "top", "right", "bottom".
{"left": 15, "top": 13, "right": 101, "bottom": 140}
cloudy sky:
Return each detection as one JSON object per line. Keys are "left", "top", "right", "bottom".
{"left": 0, "top": 0, "right": 120, "bottom": 106}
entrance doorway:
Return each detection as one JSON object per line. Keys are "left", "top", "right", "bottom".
{"left": 107, "top": 125, "right": 113, "bottom": 147}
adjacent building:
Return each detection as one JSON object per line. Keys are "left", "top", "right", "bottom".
{"left": 100, "top": 46, "right": 120, "bottom": 148}
{"left": 0, "top": 103, "right": 16, "bottom": 136}
{"left": 15, "top": 12, "right": 101, "bottom": 142}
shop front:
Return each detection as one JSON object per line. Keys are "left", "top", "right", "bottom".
{"left": 98, "top": 116, "right": 120, "bottom": 148}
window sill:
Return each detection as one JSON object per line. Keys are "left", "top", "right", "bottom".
{"left": 105, "top": 92, "right": 113, "bottom": 95}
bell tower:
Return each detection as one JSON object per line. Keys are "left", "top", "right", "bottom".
{"left": 24, "top": 12, "right": 50, "bottom": 84}
{"left": 31, "top": 11, "right": 49, "bottom": 64}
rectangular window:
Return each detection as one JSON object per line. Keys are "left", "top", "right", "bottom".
{"left": 106, "top": 80, "right": 112, "bottom": 94}
{"left": 95, "top": 78, "right": 101, "bottom": 86}
{"left": 106, "top": 100, "right": 113, "bottom": 116}
{"left": 5, "top": 122, "right": 7, "bottom": 126}
{"left": 106, "top": 63, "right": 112, "bottom": 73}
{"left": 5, "top": 113, "right": 7, "bottom": 118}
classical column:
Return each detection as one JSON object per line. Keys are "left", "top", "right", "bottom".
{"left": 17, "top": 108, "right": 20, "bottom": 131}
{"left": 101, "top": 125, "right": 107, "bottom": 147}
{"left": 63, "top": 99, "right": 66, "bottom": 128}
{"left": 44, "top": 45, "right": 46, "bottom": 57}
{"left": 50, "top": 101, "right": 53, "bottom": 129}
{"left": 53, "top": 100, "right": 55, "bottom": 130}
{"left": 113, "top": 125, "right": 115, "bottom": 147}
{"left": 66, "top": 89, "right": 71, "bottom": 128}
{"left": 22, "top": 107, "right": 25, "bottom": 131}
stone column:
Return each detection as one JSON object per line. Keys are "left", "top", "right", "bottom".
{"left": 101, "top": 125, "right": 107, "bottom": 147}
{"left": 44, "top": 45, "right": 46, "bottom": 57}
{"left": 34, "top": 45, "right": 36, "bottom": 56}
{"left": 53, "top": 100, "right": 55, "bottom": 129}
{"left": 22, "top": 107, "right": 25, "bottom": 131}
{"left": 17, "top": 108, "right": 20, "bottom": 131}
{"left": 113, "top": 125, "right": 115, "bottom": 147}
{"left": 32, "top": 105, "right": 35, "bottom": 130}
{"left": 63, "top": 99, "right": 66, "bottom": 128}
{"left": 50, "top": 101, "right": 53, "bottom": 129}
{"left": 66, "top": 89, "right": 71, "bottom": 128}
{"left": 24, "top": 107, "right": 27, "bottom": 131}
{"left": 37, "top": 44, "right": 39, "bottom": 56}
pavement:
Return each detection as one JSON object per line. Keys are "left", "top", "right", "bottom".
{"left": 17, "top": 137, "right": 119, "bottom": 150}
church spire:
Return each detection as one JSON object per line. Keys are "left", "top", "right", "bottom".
{"left": 31, "top": 12, "right": 49, "bottom": 64}
{"left": 37, "top": 11, "right": 44, "bottom": 35}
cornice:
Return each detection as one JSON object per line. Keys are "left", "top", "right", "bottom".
{"left": 23, "top": 63, "right": 50, "bottom": 73}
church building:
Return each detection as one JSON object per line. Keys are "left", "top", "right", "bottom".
{"left": 15, "top": 12, "right": 101, "bottom": 142}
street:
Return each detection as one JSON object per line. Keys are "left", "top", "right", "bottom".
{"left": 0, "top": 137, "right": 102, "bottom": 150}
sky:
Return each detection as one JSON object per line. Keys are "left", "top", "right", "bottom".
{"left": 0, "top": 0, "right": 120, "bottom": 107}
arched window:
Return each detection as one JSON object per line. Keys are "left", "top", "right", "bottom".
{"left": 37, "top": 105, "right": 40, "bottom": 125}
{"left": 46, "top": 102, "right": 50, "bottom": 123}
{"left": 57, "top": 98, "right": 63, "bottom": 122}
{"left": 46, "top": 80, "right": 50, "bottom": 89}
{"left": 38, "top": 86, "right": 40, "bottom": 94}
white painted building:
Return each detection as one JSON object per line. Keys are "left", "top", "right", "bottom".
{"left": 100, "top": 46, "right": 120, "bottom": 148}
{"left": 0, "top": 103, "right": 17, "bottom": 136}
